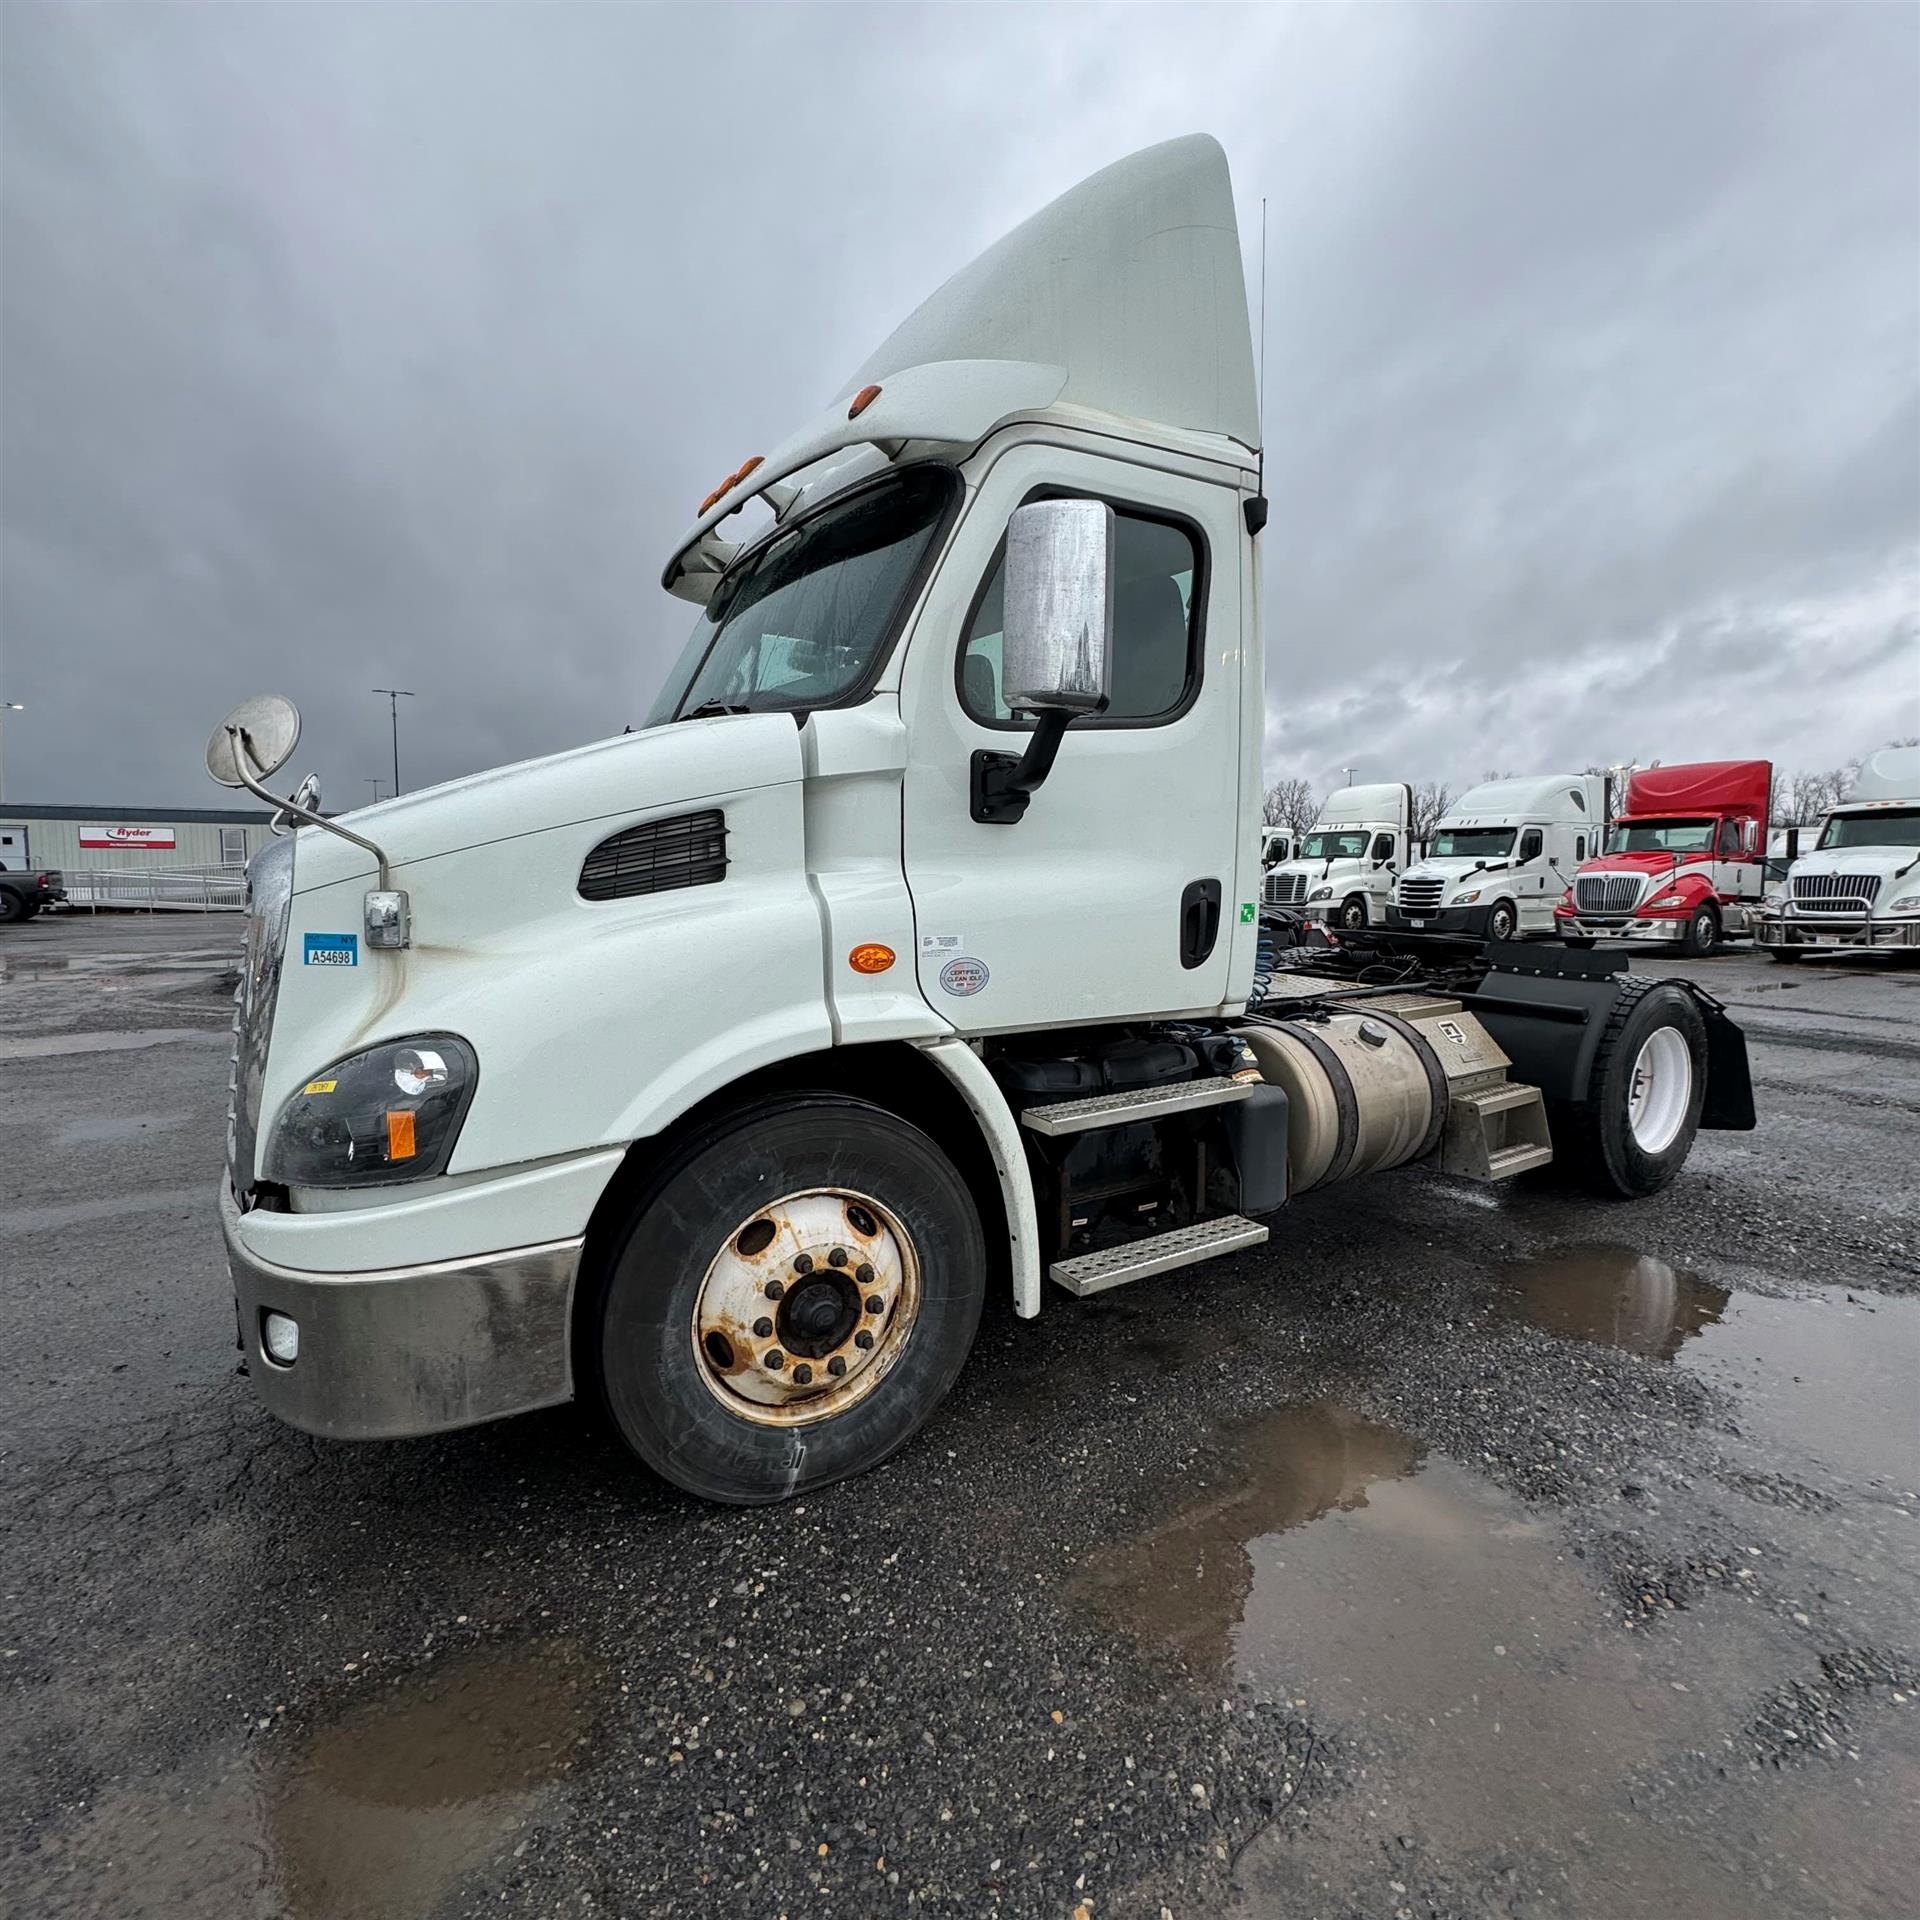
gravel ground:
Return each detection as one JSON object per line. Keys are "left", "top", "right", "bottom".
{"left": 2, "top": 913, "right": 1916, "bottom": 1919}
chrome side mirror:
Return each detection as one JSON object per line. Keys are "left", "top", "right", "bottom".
{"left": 972, "top": 500, "right": 1114, "bottom": 825}
{"left": 1000, "top": 499, "right": 1114, "bottom": 714}
{"left": 205, "top": 695, "right": 302, "bottom": 788}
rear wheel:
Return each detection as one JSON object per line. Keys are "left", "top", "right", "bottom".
{"left": 1680, "top": 904, "right": 1720, "bottom": 957}
{"left": 591, "top": 1095, "right": 985, "bottom": 1504}
{"left": 1542, "top": 981, "right": 1708, "bottom": 1197}
{"left": 0, "top": 891, "right": 24, "bottom": 925}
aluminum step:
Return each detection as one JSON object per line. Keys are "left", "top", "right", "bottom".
{"left": 1486, "top": 1141, "right": 1554, "bottom": 1179}
{"left": 1020, "top": 1078, "right": 1253, "bottom": 1137}
{"left": 1049, "top": 1215, "right": 1269, "bottom": 1297}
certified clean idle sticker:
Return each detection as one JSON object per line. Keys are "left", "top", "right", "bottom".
{"left": 303, "top": 932, "right": 358, "bottom": 968}
{"left": 937, "top": 954, "right": 989, "bottom": 997}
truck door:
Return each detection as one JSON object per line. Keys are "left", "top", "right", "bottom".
{"left": 1713, "top": 816, "right": 1761, "bottom": 916}
{"left": 1514, "top": 826, "right": 1547, "bottom": 925}
{"left": 896, "top": 446, "right": 1245, "bottom": 1032}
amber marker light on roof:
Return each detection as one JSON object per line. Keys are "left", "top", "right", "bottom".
{"left": 848, "top": 384, "right": 882, "bottom": 419}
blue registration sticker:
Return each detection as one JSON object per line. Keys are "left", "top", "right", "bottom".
{"left": 303, "top": 932, "right": 358, "bottom": 968}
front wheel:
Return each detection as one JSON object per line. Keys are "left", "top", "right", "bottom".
{"left": 1487, "top": 899, "right": 1519, "bottom": 944}
{"left": 1560, "top": 935, "right": 1596, "bottom": 951}
{"left": 1680, "top": 904, "right": 1720, "bottom": 957}
{"left": 590, "top": 1094, "right": 985, "bottom": 1504}
{"left": 1542, "top": 981, "right": 1708, "bottom": 1197}
{"left": 1762, "top": 945, "right": 1803, "bottom": 964}
{"left": 1337, "top": 895, "right": 1368, "bottom": 931}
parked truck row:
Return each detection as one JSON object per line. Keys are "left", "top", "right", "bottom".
{"left": 1262, "top": 746, "right": 1920, "bottom": 961}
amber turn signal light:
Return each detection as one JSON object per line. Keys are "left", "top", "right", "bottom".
{"left": 385, "top": 1110, "right": 418, "bottom": 1160}
{"left": 848, "top": 384, "right": 882, "bottom": 420}
{"left": 848, "top": 943, "right": 896, "bottom": 974}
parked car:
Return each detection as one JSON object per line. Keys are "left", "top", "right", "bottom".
{"left": 0, "top": 868, "right": 66, "bottom": 923}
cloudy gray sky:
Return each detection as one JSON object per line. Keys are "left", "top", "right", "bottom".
{"left": 3, "top": 1, "right": 1915, "bottom": 813}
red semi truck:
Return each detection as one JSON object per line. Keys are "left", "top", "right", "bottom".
{"left": 1555, "top": 760, "right": 1771, "bottom": 956}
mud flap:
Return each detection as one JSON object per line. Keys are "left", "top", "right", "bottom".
{"left": 1686, "top": 984, "right": 1757, "bottom": 1131}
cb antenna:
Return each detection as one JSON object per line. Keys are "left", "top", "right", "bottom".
{"left": 1246, "top": 197, "right": 1270, "bottom": 536}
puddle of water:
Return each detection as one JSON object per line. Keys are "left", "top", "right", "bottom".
{"left": 1497, "top": 1243, "right": 1729, "bottom": 1359}
{"left": 19, "top": 1639, "right": 602, "bottom": 1919}
{"left": 0, "top": 1028, "right": 226, "bottom": 1060}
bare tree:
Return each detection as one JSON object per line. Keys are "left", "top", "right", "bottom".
{"left": 1775, "top": 769, "right": 1847, "bottom": 827}
{"left": 1410, "top": 781, "right": 1453, "bottom": 840}
{"left": 1262, "top": 776, "right": 1318, "bottom": 834}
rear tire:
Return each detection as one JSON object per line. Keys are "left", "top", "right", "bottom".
{"left": 1541, "top": 981, "right": 1708, "bottom": 1197}
{"left": 1680, "top": 904, "right": 1720, "bottom": 958}
{"left": 0, "top": 892, "right": 24, "bottom": 925}
{"left": 591, "top": 1094, "right": 985, "bottom": 1504}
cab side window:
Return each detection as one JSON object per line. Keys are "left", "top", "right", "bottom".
{"left": 1716, "top": 818, "right": 1745, "bottom": 857}
{"left": 1371, "top": 833, "right": 1395, "bottom": 864}
{"left": 1518, "top": 829, "right": 1543, "bottom": 862}
{"left": 961, "top": 508, "right": 1202, "bottom": 724}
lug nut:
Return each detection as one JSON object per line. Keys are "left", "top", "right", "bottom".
{"left": 764, "top": 1279, "right": 785, "bottom": 1301}
{"left": 856, "top": 1262, "right": 875, "bottom": 1285}
{"left": 793, "top": 1253, "right": 814, "bottom": 1275}
{"left": 854, "top": 1330, "right": 875, "bottom": 1350}
{"left": 765, "top": 1349, "right": 785, "bottom": 1369}
{"left": 828, "top": 1247, "right": 848, "bottom": 1268}
{"left": 827, "top": 1355, "right": 847, "bottom": 1377}
{"left": 793, "top": 1364, "right": 813, "bottom": 1385}
{"left": 865, "top": 1294, "right": 884, "bottom": 1315}
{"left": 753, "top": 1317, "right": 773, "bottom": 1338}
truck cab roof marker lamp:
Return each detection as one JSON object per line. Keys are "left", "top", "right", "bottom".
{"left": 204, "top": 694, "right": 411, "bottom": 951}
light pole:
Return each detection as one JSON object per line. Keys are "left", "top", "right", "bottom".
{"left": 371, "top": 689, "right": 414, "bottom": 796}
{"left": 0, "top": 701, "right": 22, "bottom": 805}
{"left": 1341, "top": 765, "right": 1358, "bottom": 788}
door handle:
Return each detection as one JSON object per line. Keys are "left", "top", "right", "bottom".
{"left": 1179, "top": 879, "right": 1222, "bottom": 970}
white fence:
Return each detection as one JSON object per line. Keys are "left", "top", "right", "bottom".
{"left": 61, "top": 863, "right": 248, "bottom": 913}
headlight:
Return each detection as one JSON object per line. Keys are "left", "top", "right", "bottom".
{"left": 1889, "top": 893, "right": 1920, "bottom": 913}
{"left": 1648, "top": 891, "right": 1685, "bottom": 909}
{"left": 1453, "top": 888, "right": 1482, "bottom": 905}
{"left": 1308, "top": 886, "right": 1333, "bottom": 902}
{"left": 263, "top": 1034, "right": 478, "bottom": 1188}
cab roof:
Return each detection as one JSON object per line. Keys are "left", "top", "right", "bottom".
{"left": 663, "top": 135, "right": 1258, "bottom": 599}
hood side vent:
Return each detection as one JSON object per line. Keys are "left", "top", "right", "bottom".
{"left": 580, "top": 809, "right": 728, "bottom": 901}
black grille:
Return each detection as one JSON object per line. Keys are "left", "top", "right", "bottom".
{"left": 579, "top": 809, "right": 728, "bottom": 901}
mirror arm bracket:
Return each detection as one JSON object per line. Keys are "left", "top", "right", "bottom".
{"left": 969, "top": 706, "right": 1092, "bottom": 825}
{"left": 224, "top": 726, "right": 396, "bottom": 890}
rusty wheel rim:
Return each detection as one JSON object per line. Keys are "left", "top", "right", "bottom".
{"left": 690, "top": 1187, "right": 921, "bottom": 1427}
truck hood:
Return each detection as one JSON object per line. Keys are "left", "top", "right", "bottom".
{"left": 288, "top": 713, "right": 805, "bottom": 895}
{"left": 1789, "top": 846, "right": 1920, "bottom": 884}
{"left": 1577, "top": 850, "right": 1709, "bottom": 879}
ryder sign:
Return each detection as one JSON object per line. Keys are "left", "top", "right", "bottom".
{"left": 80, "top": 824, "right": 178, "bottom": 850}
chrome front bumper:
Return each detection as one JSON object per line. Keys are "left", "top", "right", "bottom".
{"left": 221, "top": 1184, "right": 581, "bottom": 1440}
{"left": 1757, "top": 914, "right": 1920, "bottom": 951}
{"left": 1557, "top": 917, "right": 1684, "bottom": 942}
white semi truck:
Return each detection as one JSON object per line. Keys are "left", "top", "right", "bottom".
{"left": 205, "top": 137, "right": 1753, "bottom": 1504}
{"left": 1260, "top": 783, "right": 1413, "bottom": 929}
{"left": 1385, "top": 775, "right": 1606, "bottom": 943}
{"left": 1757, "top": 746, "right": 1920, "bottom": 959}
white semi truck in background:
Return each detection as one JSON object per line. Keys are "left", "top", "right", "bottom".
{"left": 1261, "top": 782, "right": 1413, "bottom": 929}
{"left": 1757, "top": 746, "right": 1920, "bottom": 959}
{"left": 1385, "top": 775, "right": 1606, "bottom": 943}
{"left": 204, "top": 137, "right": 1753, "bottom": 1505}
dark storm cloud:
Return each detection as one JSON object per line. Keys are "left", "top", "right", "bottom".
{"left": 1, "top": 2, "right": 1914, "bottom": 811}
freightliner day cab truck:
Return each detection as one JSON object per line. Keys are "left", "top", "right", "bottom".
{"left": 1260, "top": 783, "right": 1412, "bottom": 929}
{"left": 1757, "top": 746, "right": 1920, "bottom": 959}
{"left": 1555, "top": 760, "right": 1771, "bottom": 956}
{"left": 1385, "top": 775, "right": 1606, "bottom": 944}
{"left": 205, "top": 138, "right": 1754, "bottom": 1504}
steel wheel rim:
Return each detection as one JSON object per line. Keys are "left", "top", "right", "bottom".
{"left": 690, "top": 1187, "right": 921, "bottom": 1427}
{"left": 1626, "top": 1026, "right": 1691, "bottom": 1153}
{"left": 1694, "top": 910, "right": 1715, "bottom": 949}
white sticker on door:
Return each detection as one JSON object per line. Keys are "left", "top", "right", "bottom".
{"left": 920, "top": 933, "right": 965, "bottom": 956}
{"left": 937, "top": 955, "right": 990, "bottom": 997}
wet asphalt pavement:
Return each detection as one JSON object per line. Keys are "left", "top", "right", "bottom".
{"left": 3, "top": 913, "right": 1917, "bottom": 1920}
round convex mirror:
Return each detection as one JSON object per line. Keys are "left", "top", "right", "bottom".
{"left": 205, "top": 694, "right": 301, "bottom": 789}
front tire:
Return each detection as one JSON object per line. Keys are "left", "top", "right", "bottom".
{"left": 591, "top": 1094, "right": 985, "bottom": 1504}
{"left": 1542, "top": 981, "right": 1708, "bottom": 1197}
{"left": 1337, "top": 895, "right": 1368, "bottom": 931}
{"left": 1762, "top": 945, "right": 1803, "bottom": 964}
{"left": 1561, "top": 935, "right": 1596, "bottom": 951}
{"left": 1680, "top": 904, "right": 1720, "bottom": 957}
{"left": 1487, "top": 899, "right": 1519, "bottom": 944}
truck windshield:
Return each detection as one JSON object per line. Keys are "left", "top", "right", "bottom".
{"left": 1818, "top": 807, "right": 1920, "bottom": 850}
{"left": 1430, "top": 827, "right": 1514, "bottom": 859}
{"left": 1607, "top": 818, "right": 1713, "bottom": 854}
{"left": 1301, "top": 831, "right": 1369, "bottom": 860}
{"left": 646, "top": 466, "right": 955, "bottom": 724}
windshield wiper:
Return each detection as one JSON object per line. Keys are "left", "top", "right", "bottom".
{"left": 677, "top": 700, "right": 752, "bottom": 723}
